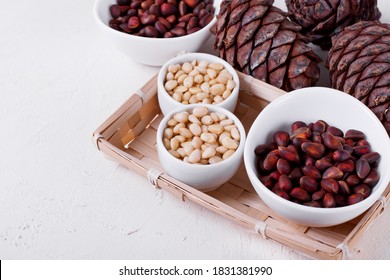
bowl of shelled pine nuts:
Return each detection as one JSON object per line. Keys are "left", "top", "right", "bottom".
{"left": 157, "top": 52, "right": 240, "bottom": 115}
{"left": 156, "top": 104, "right": 246, "bottom": 192}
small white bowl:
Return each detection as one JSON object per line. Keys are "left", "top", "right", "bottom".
{"left": 244, "top": 87, "right": 390, "bottom": 227}
{"left": 157, "top": 52, "right": 240, "bottom": 115}
{"left": 93, "top": 0, "right": 221, "bottom": 66}
{"left": 156, "top": 104, "right": 246, "bottom": 192}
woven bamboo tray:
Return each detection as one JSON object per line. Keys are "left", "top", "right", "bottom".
{"left": 93, "top": 72, "right": 390, "bottom": 259}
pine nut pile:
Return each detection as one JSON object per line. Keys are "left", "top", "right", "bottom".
{"left": 163, "top": 107, "right": 240, "bottom": 164}
{"left": 164, "top": 60, "right": 236, "bottom": 105}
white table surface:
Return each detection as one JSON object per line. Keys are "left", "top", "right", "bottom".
{"left": 1, "top": 0, "right": 389, "bottom": 260}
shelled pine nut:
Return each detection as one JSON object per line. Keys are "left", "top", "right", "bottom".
{"left": 162, "top": 107, "right": 240, "bottom": 164}
{"left": 164, "top": 60, "right": 236, "bottom": 105}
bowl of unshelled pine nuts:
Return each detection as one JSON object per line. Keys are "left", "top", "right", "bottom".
{"left": 93, "top": 0, "right": 221, "bottom": 66}
{"left": 156, "top": 104, "right": 246, "bottom": 191}
{"left": 244, "top": 87, "right": 390, "bottom": 227}
{"left": 157, "top": 52, "right": 240, "bottom": 115}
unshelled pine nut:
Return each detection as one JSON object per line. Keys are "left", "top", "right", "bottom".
{"left": 164, "top": 60, "right": 236, "bottom": 105}
{"left": 163, "top": 107, "right": 240, "bottom": 165}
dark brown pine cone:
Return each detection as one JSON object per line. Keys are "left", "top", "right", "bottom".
{"left": 213, "top": 0, "right": 321, "bottom": 91}
{"left": 286, "top": 0, "right": 381, "bottom": 49}
{"left": 327, "top": 21, "right": 390, "bottom": 135}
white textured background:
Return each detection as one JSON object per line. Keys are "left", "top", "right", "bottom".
{"left": 0, "top": 0, "right": 389, "bottom": 259}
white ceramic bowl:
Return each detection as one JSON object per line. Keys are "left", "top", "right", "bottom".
{"left": 244, "top": 87, "right": 390, "bottom": 227}
{"left": 157, "top": 104, "right": 246, "bottom": 192}
{"left": 157, "top": 52, "right": 240, "bottom": 115}
{"left": 93, "top": 0, "right": 221, "bottom": 66}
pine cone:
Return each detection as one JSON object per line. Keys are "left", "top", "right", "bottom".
{"left": 327, "top": 21, "right": 390, "bottom": 135}
{"left": 213, "top": 0, "right": 321, "bottom": 91}
{"left": 286, "top": 0, "right": 381, "bottom": 50}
